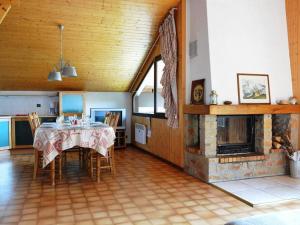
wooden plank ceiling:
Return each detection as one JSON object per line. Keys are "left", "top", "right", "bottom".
{"left": 0, "top": 0, "right": 179, "bottom": 91}
{"left": 0, "top": 0, "right": 12, "bottom": 25}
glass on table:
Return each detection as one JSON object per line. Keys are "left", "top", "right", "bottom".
{"left": 56, "top": 115, "right": 64, "bottom": 125}
{"left": 82, "top": 115, "right": 91, "bottom": 127}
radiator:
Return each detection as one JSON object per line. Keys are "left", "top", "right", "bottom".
{"left": 135, "top": 123, "right": 147, "bottom": 145}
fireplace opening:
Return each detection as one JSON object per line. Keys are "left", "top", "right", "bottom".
{"left": 217, "top": 115, "right": 255, "bottom": 155}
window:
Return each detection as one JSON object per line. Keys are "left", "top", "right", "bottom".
{"left": 156, "top": 59, "right": 165, "bottom": 113}
{"left": 133, "top": 64, "right": 155, "bottom": 114}
{"left": 133, "top": 56, "right": 166, "bottom": 117}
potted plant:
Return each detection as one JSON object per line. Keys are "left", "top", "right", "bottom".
{"left": 274, "top": 134, "right": 300, "bottom": 178}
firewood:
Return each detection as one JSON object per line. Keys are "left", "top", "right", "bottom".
{"left": 272, "top": 141, "right": 282, "bottom": 149}
{"left": 273, "top": 136, "right": 282, "bottom": 143}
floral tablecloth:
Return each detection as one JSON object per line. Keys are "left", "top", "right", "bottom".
{"left": 33, "top": 123, "right": 116, "bottom": 167}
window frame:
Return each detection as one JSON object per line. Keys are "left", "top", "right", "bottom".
{"left": 132, "top": 55, "right": 166, "bottom": 119}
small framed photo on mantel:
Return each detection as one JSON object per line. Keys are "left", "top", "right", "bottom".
{"left": 191, "top": 79, "right": 205, "bottom": 104}
{"left": 237, "top": 73, "right": 271, "bottom": 104}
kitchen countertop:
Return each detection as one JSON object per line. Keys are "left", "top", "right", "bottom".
{"left": 0, "top": 115, "right": 57, "bottom": 118}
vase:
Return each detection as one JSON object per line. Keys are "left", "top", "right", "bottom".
{"left": 289, "top": 152, "right": 300, "bottom": 178}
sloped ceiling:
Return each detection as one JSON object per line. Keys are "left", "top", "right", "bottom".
{"left": 0, "top": 0, "right": 179, "bottom": 91}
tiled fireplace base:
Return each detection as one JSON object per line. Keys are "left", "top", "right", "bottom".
{"left": 184, "top": 149, "right": 288, "bottom": 183}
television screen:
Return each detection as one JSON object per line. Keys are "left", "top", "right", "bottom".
{"left": 90, "top": 108, "right": 126, "bottom": 128}
{"left": 94, "top": 110, "right": 123, "bottom": 127}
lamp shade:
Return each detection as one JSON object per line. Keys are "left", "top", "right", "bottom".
{"left": 62, "top": 65, "right": 77, "bottom": 77}
{"left": 48, "top": 70, "right": 62, "bottom": 81}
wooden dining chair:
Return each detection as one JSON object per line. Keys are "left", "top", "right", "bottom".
{"left": 28, "top": 112, "right": 40, "bottom": 136}
{"left": 100, "top": 113, "right": 119, "bottom": 174}
{"left": 88, "top": 112, "right": 119, "bottom": 182}
{"left": 62, "top": 114, "right": 86, "bottom": 168}
{"left": 29, "top": 112, "right": 63, "bottom": 182}
{"left": 104, "top": 112, "right": 112, "bottom": 125}
{"left": 28, "top": 112, "right": 42, "bottom": 180}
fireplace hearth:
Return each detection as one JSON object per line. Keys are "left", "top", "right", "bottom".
{"left": 184, "top": 112, "right": 298, "bottom": 183}
{"left": 217, "top": 115, "right": 255, "bottom": 155}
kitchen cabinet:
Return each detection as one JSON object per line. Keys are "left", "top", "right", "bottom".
{"left": 12, "top": 116, "right": 56, "bottom": 149}
{"left": 12, "top": 117, "right": 33, "bottom": 149}
{"left": 0, "top": 118, "right": 11, "bottom": 150}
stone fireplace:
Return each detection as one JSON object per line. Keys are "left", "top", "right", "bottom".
{"left": 184, "top": 107, "right": 300, "bottom": 183}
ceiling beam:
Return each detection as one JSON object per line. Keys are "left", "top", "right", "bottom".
{"left": 0, "top": 0, "right": 12, "bottom": 25}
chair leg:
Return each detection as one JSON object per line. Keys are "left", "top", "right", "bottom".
{"left": 111, "top": 146, "right": 116, "bottom": 176}
{"left": 62, "top": 152, "right": 66, "bottom": 167}
{"left": 50, "top": 160, "right": 55, "bottom": 186}
{"left": 64, "top": 152, "right": 67, "bottom": 165}
{"left": 33, "top": 149, "right": 39, "bottom": 180}
{"left": 80, "top": 149, "right": 84, "bottom": 168}
{"left": 97, "top": 154, "right": 101, "bottom": 183}
{"left": 58, "top": 154, "right": 62, "bottom": 181}
{"left": 87, "top": 151, "right": 90, "bottom": 175}
{"left": 83, "top": 149, "right": 88, "bottom": 167}
{"left": 90, "top": 150, "right": 93, "bottom": 178}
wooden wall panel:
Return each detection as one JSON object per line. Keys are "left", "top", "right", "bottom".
{"left": 286, "top": 0, "right": 300, "bottom": 148}
{"left": 131, "top": 0, "right": 186, "bottom": 168}
{"left": 170, "top": 0, "right": 186, "bottom": 166}
{"left": 150, "top": 118, "right": 171, "bottom": 160}
{"left": 286, "top": 0, "right": 299, "bottom": 98}
{"left": 132, "top": 116, "right": 171, "bottom": 162}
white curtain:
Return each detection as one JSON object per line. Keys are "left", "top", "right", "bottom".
{"left": 159, "top": 8, "right": 178, "bottom": 128}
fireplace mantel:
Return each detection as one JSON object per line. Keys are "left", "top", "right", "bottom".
{"left": 183, "top": 104, "right": 300, "bottom": 115}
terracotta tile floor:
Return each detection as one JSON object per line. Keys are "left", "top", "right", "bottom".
{"left": 1, "top": 147, "right": 300, "bottom": 225}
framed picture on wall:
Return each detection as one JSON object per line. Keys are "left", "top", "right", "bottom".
{"left": 191, "top": 79, "right": 205, "bottom": 104}
{"left": 237, "top": 73, "right": 271, "bottom": 104}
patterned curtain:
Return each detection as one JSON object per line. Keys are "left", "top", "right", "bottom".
{"left": 159, "top": 8, "right": 178, "bottom": 128}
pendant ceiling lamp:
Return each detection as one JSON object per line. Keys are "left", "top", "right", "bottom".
{"left": 48, "top": 24, "right": 77, "bottom": 81}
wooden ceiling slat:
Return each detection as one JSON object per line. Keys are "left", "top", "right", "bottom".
{"left": 0, "top": 0, "right": 11, "bottom": 24}
{"left": 0, "top": 0, "right": 179, "bottom": 91}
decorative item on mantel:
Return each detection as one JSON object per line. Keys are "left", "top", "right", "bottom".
{"left": 237, "top": 73, "right": 271, "bottom": 104}
{"left": 276, "top": 99, "right": 290, "bottom": 105}
{"left": 190, "top": 79, "right": 205, "bottom": 104}
{"left": 289, "top": 96, "right": 298, "bottom": 105}
{"left": 223, "top": 101, "right": 232, "bottom": 105}
{"left": 276, "top": 97, "right": 298, "bottom": 105}
{"left": 209, "top": 90, "right": 218, "bottom": 105}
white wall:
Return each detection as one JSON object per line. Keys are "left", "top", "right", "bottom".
{"left": 186, "top": 0, "right": 293, "bottom": 104}
{"left": 207, "top": 0, "right": 292, "bottom": 104}
{"left": 85, "top": 92, "right": 132, "bottom": 143}
{"left": 186, "top": 0, "right": 212, "bottom": 104}
{"left": 0, "top": 91, "right": 58, "bottom": 116}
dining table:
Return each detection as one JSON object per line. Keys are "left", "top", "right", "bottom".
{"left": 33, "top": 122, "right": 116, "bottom": 185}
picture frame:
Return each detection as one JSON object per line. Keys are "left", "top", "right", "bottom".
{"left": 191, "top": 79, "right": 205, "bottom": 104}
{"left": 237, "top": 73, "right": 271, "bottom": 104}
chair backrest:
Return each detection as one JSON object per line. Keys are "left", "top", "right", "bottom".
{"left": 28, "top": 112, "right": 40, "bottom": 136}
{"left": 104, "top": 112, "right": 112, "bottom": 125}
{"left": 110, "top": 113, "right": 120, "bottom": 131}
{"left": 104, "top": 112, "right": 120, "bottom": 131}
